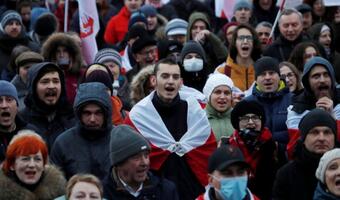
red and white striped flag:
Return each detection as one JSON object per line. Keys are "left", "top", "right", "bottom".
{"left": 215, "top": 0, "right": 236, "bottom": 20}
{"left": 77, "top": 0, "right": 99, "bottom": 65}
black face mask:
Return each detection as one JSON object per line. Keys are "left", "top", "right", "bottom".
{"left": 239, "top": 128, "right": 262, "bottom": 152}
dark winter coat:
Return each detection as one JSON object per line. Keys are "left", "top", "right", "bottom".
{"left": 11, "top": 74, "right": 28, "bottom": 111}
{"left": 0, "top": 115, "right": 38, "bottom": 163}
{"left": 50, "top": 82, "right": 113, "bottom": 180}
{"left": 273, "top": 145, "right": 322, "bottom": 200}
{"left": 0, "top": 165, "right": 66, "bottom": 200}
{"left": 103, "top": 169, "right": 179, "bottom": 200}
{"left": 20, "top": 62, "right": 75, "bottom": 150}
{"left": 245, "top": 81, "right": 292, "bottom": 148}
{"left": 263, "top": 34, "right": 310, "bottom": 62}
{"left": 0, "top": 29, "right": 40, "bottom": 81}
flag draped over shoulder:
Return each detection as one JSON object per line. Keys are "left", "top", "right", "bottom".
{"left": 77, "top": 0, "right": 99, "bottom": 65}
{"left": 215, "top": 0, "right": 236, "bottom": 20}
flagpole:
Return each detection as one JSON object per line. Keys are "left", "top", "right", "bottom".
{"left": 64, "top": 0, "right": 69, "bottom": 32}
{"left": 268, "top": 0, "right": 286, "bottom": 44}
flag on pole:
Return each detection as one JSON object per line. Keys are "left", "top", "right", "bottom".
{"left": 267, "top": 0, "right": 286, "bottom": 45}
{"left": 77, "top": 0, "right": 100, "bottom": 65}
{"left": 215, "top": 0, "right": 236, "bottom": 20}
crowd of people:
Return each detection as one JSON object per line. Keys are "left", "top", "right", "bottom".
{"left": 0, "top": 0, "right": 340, "bottom": 199}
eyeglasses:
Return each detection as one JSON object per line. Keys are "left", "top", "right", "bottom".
{"left": 237, "top": 35, "right": 253, "bottom": 41}
{"left": 281, "top": 72, "right": 295, "bottom": 80}
{"left": 239, "top": 115, "right": 261, "bottom": 123}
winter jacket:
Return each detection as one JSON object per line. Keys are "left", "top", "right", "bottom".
{"left": 229, "top": 128, "right": 279, "bottom": 200}
{"left": 313, "top": 182, "right": 339, "bottom": 200}
{"left": 20, "top": 62, "right": 75, "bottom": 150}
{"left": 11, "top": 75, "right": 28, "bottom": 111}
{"left": 104, "top": 6, "right": 131, "bottom": 45}
{"left": 50, "top": 82, "right": 113, "bottom": 180}
{"left": 0, "top": 29, "right": 39, "bottom": 81}
{"left": 0, "top": 165, "right": 66, "bottom": 200}
{"left": 245, "top": 81, "right": 292, "bottom": 148}
{"left": 103, "top": 169, "right": 179, "bottom": 200}
{"left": 186, "top": 12, "right": 227, "bottom": 73}
{"left": 216, "top": 56, "right": 255, "bottom": 91}
{"left": 263, "top": 34, "right": 310, "bottom": 62}
{"left": 0, "top": 115, "right": 38, "bottom": 163}
{"left": 273, "top": 145, "right": 322, "bottom": 200}
{"left": 205, "top": 103, "right": 234, "bottom": 141}
{"left": 42, "top": 32, "right": 84, "bottom": 104}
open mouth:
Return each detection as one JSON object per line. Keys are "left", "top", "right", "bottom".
{"left": 25, "top": 171, "right": 37, "bottom": 177}
{"left": 1, "top": 112, "right": 10, "bottom": 117}
{"left": 165, "top": 86, "right": 175, "bottom": 92}
{"left": 45, "top": 90, "right": 57, "bottom": 97}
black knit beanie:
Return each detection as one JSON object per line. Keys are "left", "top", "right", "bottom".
{"left": 180, "top": 40, "right": 206, "bottom": 64}
{"left": 84, "top": 70, "right": 113, "bottom": 94}
{"left": 299, "top": 108, "right": 337, "bottom": 141}
{"left": 231, "top": 100, "right": 266, "bottom": 131}
{"left": 254, "top": 56, "right": 280, "bottom": 78}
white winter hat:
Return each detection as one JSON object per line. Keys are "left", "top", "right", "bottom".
{"left": 316, "top": 148, "right": 340, "bottom": 184}
{"left": 203, "top": 73, "right": 234, "bottom": 100}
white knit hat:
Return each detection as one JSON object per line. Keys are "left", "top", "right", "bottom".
{"left": 315, "top": 148, "right": 340, "bottom": 184}
{"left": 203, "top": 73, "right": 234, "bottom": 99}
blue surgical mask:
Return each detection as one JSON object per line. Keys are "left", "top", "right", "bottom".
{"left": 183, "top": 58, "right": 203, "bottom": 72}
{"left": 217, "top": 175, "right": 248, "bottom": 200}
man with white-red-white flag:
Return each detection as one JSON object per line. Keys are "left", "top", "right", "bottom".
{"left": 125, "top": 57, "right": 217, "bottom": 200}
{"left": 77, "top": 0, "right": 99, "bottom": 65}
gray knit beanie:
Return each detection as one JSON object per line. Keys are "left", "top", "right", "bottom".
{"left": 0, "top": 80, "right": 19, "bottom": 104}
{"left": 110, "top": 125, "right": 151, "bottom": 165}
{"left": 1, "top": 10, "right": 22, "bottom": 29}
{"left": 315, "top": 148, "right": 340, "bottom": 184}
{"left": 94, "top": 48, "right": 122, "bottom": 68}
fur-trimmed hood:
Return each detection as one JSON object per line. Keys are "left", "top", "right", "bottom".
{"left": 0, "top": 165, "right": 66, "bottom": 200}
{"left": 130, "top": 65, "right": 155, "bottom": 106}
{"left": 42, "top": 32, "right": 83, "bottom": 74}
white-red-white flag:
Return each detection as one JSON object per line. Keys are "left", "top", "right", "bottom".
{"left": 215, "top": 0, "right": 236, "bottom": 20}
{"left": 77, "top": 0, "right": 99, "bottom": 65}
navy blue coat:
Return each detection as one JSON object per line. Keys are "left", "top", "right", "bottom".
{"left": 245, "top": 81, "right": 292, "bottom": 147}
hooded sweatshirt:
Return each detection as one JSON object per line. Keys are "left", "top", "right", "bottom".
{"left": 50, "top": 82, "right": 113, "bottom": 180}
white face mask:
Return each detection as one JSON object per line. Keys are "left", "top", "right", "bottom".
{"left": 183, "top": 58, "right": 203, "bottom": 72}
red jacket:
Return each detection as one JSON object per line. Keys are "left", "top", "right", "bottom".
{"left": 104, "top": 6, "right": 131, "bottom": 45}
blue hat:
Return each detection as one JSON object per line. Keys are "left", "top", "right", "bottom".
{"left": 233, "top": 0, "right": 252, "bottom": 13}
{"left": 0, "top": 80, "right": 19, "bottom": 104}
{"left": 141, "top": 5, "right": 157, "bottom": 17}
{"left": 128, "top": 10, "right": 147, "bottom": 30}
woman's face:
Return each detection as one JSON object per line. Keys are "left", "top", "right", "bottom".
{"left": 69, "top": 181, "right": 101, "bottom": 200}
{"left": 325, "top": 158, "right": 340, "bottom": 197}
{"left": 210, "top": 85, "right": 232, "bottom": 113}
{"left": 225, "top": 25, "right": 237, "bottom": 45}
{"left": 304, "top": 46, "right": 317, "bottom": 64}
{"left": 236, "top": 28, "right": 253, "bottom": 59}
{"left": 11, "top": 151, "right": 44, "bottom": 185}
{"left": 313, "top": 0, "right": 325, "bottom": 17}
{"left": 280, "top": 66, "right": 297, "bottom": 92}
